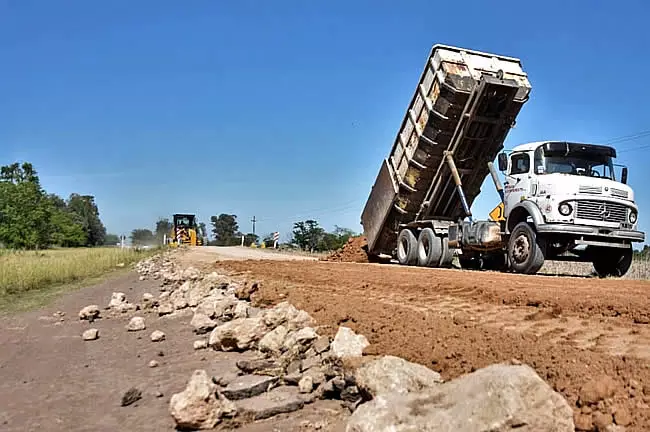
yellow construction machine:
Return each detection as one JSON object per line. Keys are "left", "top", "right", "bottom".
{"left": 169, "top": 213, "right": 204, "bottom": 246}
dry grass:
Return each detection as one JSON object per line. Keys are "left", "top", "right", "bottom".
{"left": 539, "top": 255, "right": 650, "bottom": 280}
{"left": 0, "top": 247, "right": 157, "bottom": 298}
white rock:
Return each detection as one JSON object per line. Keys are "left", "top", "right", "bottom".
{"left": 158, "top": 302, "right": 174, "bottom": 316}
{"left": 209, "top": 317, "right": 269, "bottom": 351}
{"left": 149, "top": 360, "right": 159, "bottom": 368}
{"left": 283, "top": 327, "right": 318, "bottom": 352}
{"left": 181, "top": 267, "right": 202, "bottom": 280}
{"left": 82, "top": 328, "right": 99, "bottom": 341}
{"left": 109, "top": 292, "right": 127, "bottom": 308}
{"left": 188, "top": 282, "right": 212, "bottom": 307}
{"left": 194, "top": 340, "right": 208, "bottom": 350}
{"left": 126, "top": 316, "right": 146, "bottom": 332}
{"left": 214, "top": 296, "right": 239, "bottom": 320}
{"left": 191, "top": 312, "right": 218, "bottom": 335}
{"left": 263, "top": 302, "right": 315, "bottom": 330}
{"left": 171, "top": 290, "right": 189, "bottom": 310}
{"left": 169, "top": 370, "right": 223, "bottom": 429}
{"left": 233, "top": 301, "right": 250, "bottom": 319}
{"left": 142, "top": 293, "right": 154, "bottom": 302}
{"left": 331, "top": 326, "right": 368, "bottom": 359}
{"left": 258, "top": 325, "right": 288, "bottom": 355}
{"left": 298, "top": 375, "right": 314, "bottom": 393}
{"left": 355, "top": 355, "right": 443, "bottom": 397}
{"left": 346, "top": 363, "right": 574, "bottom": 432}
{"left": 151, "top": 330, "right": 166, "bottom": 342}
{"left": 79, "top": 305, "right": 100, "bottom": 321}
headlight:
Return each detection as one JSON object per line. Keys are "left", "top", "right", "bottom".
{"left": 630, "top": 210, "right": 638, "bottom": 224}
{"left": 559, "top": 202, "right": 573, "bottom": 216}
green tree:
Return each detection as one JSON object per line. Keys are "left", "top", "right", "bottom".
{"left": 292, "top": 220, "right": 324, "bottom": 251}
{"left": 155, "top": 218, "right": 173, "bottom": 243}
{"left": 67, "top": 194, "right": 107, "bottom": 246}
{"left": 130, "top": 229, "right": 155, "bottom": 246}
{"left": 243, "top": 233, "right": 259, "bottom": 246}
{"left": 210, "top": 214, "right": 239, "bottom": 246}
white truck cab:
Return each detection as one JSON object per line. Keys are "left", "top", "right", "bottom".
{"left": 498, "top": 141, "right": 644, "bottom": 276}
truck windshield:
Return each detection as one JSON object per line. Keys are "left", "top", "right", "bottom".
{"left": 535, "top": 145, "right": 616, "bottom": 180}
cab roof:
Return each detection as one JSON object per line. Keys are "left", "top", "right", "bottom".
{"left": 510, "top": 141, "right": 617, "bottom": 157}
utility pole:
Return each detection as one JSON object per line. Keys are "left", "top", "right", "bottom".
{"left": 251, "top": 216, "right": 257, "bottom": 235}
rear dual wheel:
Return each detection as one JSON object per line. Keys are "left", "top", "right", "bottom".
{"left": 397, "top": 228, "right": 452, "bottom": 267}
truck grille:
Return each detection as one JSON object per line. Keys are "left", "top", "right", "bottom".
{"left": 576, "top": 200, "right": 628, "bottom": 223}
{"left": 610, "top": 188, "right": 629, "bottom": 199}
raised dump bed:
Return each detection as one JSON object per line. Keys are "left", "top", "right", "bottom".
{"left": 362, "top": 44, "right": 532, "bottom": 256}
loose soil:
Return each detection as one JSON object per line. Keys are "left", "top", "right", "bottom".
{"left": 216, "top": 259, "right": 650, "bottom": 431}
{"left": 322, "top": 237, "right": 370, "bottom": 263}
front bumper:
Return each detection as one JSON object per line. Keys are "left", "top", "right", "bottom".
{"left": 536, "top": 223, "right": 645, "bottom": 242}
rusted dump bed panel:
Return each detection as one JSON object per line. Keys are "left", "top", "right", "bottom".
{"left": 361, "top": 44, "right": 531, "bottom": 256}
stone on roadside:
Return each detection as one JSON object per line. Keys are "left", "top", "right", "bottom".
{"left": 258, "top": 325, "right": 289, "bottom": 355}
{"left": 194, "top": 339, "right": 208, "bottom": 350}
{"left": 151, "top": 330, "right": 166, "bottom": 342}
{"left": 235, "top": 282, "right": 259, "bottom": 301}
{"left": 346, "top": 363, "right": 574, "bottom": 432}
{"left": 109, "top": 292, "right": 127, "bottom": 308}
{"left": 158, "top": 302, "right": 174, "bottom": 316}
{"left": 141, "top": 293, "right": 158, "bottom": 309}
{"left": 79, "top": 305, "right": 101, "bottom": 321}
{"left": 149, "top": 360, "right": 160, "bottom": 368}
{"left": 188, "top": 281, "right": 213, "bottom": 308}
{"left": 331, "top": 326, "right": 369, "bottom": 359}
{"left": 263, "top": 302, "right": 315, "bottom": 331}
{"left": 208, "top": 317, "right": 268, "bottom": 351}
{"left": 170, "top": 370, "right": 223, "bottom": 429}
{"left": 121, "top": 387, "right": 142, "bottom": 406}
{"left": 82, "top": 328, "right": 99, "bottom": 341}
{"left": 283, "top": 327, "right": 318, "bottom": 352}
{"left": 221, "top": 375, "right": 278, "bottom": 400}
{"left": 233, "top": 301, "right": 250, "bottom": 319}
{"left": 236, "top": 357, "right": 281, "bottom": 374}
{"left": 171, "top": 290, "right": 189, "bottom": 310}
{"left": 354, "top": 355, "right": 443, "bottom": 398}
{"left": 579, "top": 375, "right": 618, "bottom": 405}
{"left": 214, "top": 296, "right": 240, "bottom": 320}
{"left": 191, "top": 313, "right": 218, "bottom": 335}
{"left": 126, "top": 316, "right": 146, "bottom": 332}
{"left": 301, "top": 353, "right": 321, "bottom": 371}
{"left": 181, "top": 266, "right": 202, "bottom": 280}
{"left": 299, "top": 376, "right": 314, "bottom": 393}
{"left": 312, "top": 336, "right": 330, "bottom": 354}
{"left": 235, "top": 385, "right": 304, "bottom": 420}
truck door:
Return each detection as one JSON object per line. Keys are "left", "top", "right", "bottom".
{"left": 504, "top": 152, "right": 532, "bottom": 215}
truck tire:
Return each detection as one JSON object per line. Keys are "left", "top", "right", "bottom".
{"left": 507, "top": 222, "right": 545, "bottom": 274}
{"left": 397, "top": 229, "right": 418, "bottom": 265}
{"left": 592, "top": 247, "right": 633, "bottom": 278}
{"left": 439, "top": 236, "right": 454, "bottom": 267}
{"left": 417, "top": 228, "right": 442, "bottom": 267}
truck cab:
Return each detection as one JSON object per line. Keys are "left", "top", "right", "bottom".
{"left": 499, "top": 141, "right": 644, "bottom": 276}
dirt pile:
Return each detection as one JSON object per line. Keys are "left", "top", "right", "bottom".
{"left": 322, "top": 236, "right": 370, "bottom": 263}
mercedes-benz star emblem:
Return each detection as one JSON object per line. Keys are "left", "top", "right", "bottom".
{"left": 598, "top": 204, "right": 610, "bottom": 220}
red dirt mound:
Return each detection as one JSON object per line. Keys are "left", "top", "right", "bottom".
{"left": 322, "top": 236, "right": 370, "bottom": 263}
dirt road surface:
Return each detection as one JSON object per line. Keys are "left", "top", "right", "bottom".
{"left": 3, "top": 246, "right": 650, "bottom": 431}
{"left": 215, "top": 256, "right": 650, "bottom": 431}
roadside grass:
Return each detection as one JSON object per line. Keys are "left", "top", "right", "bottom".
{"left": 0, "top": 247, "right": 159, "bottom": 313}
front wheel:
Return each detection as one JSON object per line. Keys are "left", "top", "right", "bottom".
{"left": 592, "top": 247, "right": 633, "bottom": 278}
{"left": 507, "top": 222, "right": 545, "bottom": 274}
{"left": 396, "top": 229, "right": 418, "bottom": 266}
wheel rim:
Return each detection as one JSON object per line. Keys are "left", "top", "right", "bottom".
{"left": 512, "top": 233, "right": 530, "bottom": 264}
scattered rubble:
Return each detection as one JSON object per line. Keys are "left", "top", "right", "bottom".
{"left": 194, "top": 340, "right": 208, "bottom": 350}
{"left": 79, "top": 305, "right": 100, "bottom": 321}
{"left": 82, "top": 328, "right": 99, "bottom": 341}
{"left": 354, "top": 355, "right": 443, "bottom": 397}
{"left": 331, "top": 326, "right": 369, "bottom": 359}
{"left": 126, "top": 316, "right": 146, "bottom": 332}
{"left": 134, "top": 250, "right": 579, "bottom": 431}
{"left": 150, "top": 330, "right": 165, "bottom": 342}
{"left": 169, "top": 369, "right": 232, "bottom": 429}
{"left": 121, "top": 387, "right": 142, "bottom": 407}
{"left": 347, "top": 363, "right": 574, "bottom": 431}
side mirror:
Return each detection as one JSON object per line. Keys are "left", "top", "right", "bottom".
{"left": 497, "top": 153, "right": 508, "bottom": 172}
{"left": 621, "top": 167, "right": 628, "bottom": 184}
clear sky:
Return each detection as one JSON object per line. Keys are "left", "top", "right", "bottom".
{"left": 1, "top": 0, "right": 649, "bottom": 244}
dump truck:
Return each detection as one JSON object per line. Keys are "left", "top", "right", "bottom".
{"left": 360, "top": 44, "right": 645, "bottom": 277}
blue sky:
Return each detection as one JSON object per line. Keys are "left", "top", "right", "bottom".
{"left": 1, "top": 0, "right": 649, "bottom": 244}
